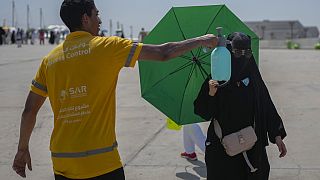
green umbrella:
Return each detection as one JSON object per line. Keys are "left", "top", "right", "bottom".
{"left": 139, "top": 5, "right": 259, "bottom": 125}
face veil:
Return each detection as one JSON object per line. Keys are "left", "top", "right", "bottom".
{"left": 226, "top": 32, "right": 254, "bottom": 82}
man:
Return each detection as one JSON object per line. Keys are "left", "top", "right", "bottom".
{"left": 39, "top": 30, "right": 45, "bottom": 45}
{"left": 138, "top": 28, "right": 147, "bottom": 42}
{"left": 0, "top": 26, "right": 5, "bottom": 45}
{"left": 12, "top": 0, "right": 217, "bottom": 179}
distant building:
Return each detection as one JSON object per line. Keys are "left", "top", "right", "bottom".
{"left": 245, "top": 20, "right": 319, "bottom": 40}
{"left": 304, "top": 26, "right": 319, "bottom": 38}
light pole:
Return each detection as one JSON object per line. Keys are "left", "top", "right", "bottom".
{"left": 12, "top": 0, "right": 15, "bottom": 27}
{"left": 130, "top": 25, "right": 133, "bottom": 40}
{"left": 289, "top": 21, "right": 294, "bottom": 39}
{"left": 40, "top": 8, "right": 43, "bottom": 29}
{"left": 109, "top": 19, "right": 113, "bottom": 36}
{"left": 27, "top": 4, "right": 30, "bottom": 30}
{"left": 2, "top": 18, "right": 6, "bottom": 27}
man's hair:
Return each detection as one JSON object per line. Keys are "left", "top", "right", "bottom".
{"left": 60, "top": 0, "right": 96, "bottom": 32}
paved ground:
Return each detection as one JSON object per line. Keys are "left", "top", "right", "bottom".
{"left": 0, "top": 44, "right": 320, "bottom": 180}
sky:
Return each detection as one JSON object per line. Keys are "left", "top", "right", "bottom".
{"left": 1, "top": 0, "right": 319, "bottom": 37}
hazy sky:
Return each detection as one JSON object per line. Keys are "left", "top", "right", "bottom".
{"left": 1, "top": 0, "right": 319, "bottom": 37}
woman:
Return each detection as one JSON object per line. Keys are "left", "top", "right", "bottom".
{"left": 194, "top": 32, "right": 287, "bottom": 180}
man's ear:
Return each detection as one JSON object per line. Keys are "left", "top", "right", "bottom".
{"left": 82, "top": 14, "right": 89, "bottom": 25}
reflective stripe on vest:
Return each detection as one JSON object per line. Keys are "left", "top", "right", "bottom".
{"left": 32, "top": 79, "right": 47, "bottom": 92}
{"left": 125, "top": 43, "right": 138, "bottom": 67}
{"left": 51, "top": 141, "right": 118, "bottom": 158}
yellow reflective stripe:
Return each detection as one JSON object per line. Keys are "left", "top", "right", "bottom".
{"left": 51, "top": 141, "right": 118, "bottom": 158}
{"left": 125, "top": 43, "right": 138, "bottom": 67}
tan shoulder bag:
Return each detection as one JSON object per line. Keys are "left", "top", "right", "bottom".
{"left": 214, "top": 119, "right": 258, "bottom": 172}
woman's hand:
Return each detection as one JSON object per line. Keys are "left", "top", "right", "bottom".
{"left": 208, "top": 80, "right": 219, "bottom": 96}
{"left": 275, "top": 136, "right": 287, "bottom": 158}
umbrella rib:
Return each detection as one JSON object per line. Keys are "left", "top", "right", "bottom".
{"left": 195, "top": 6, "right": 224, "bottom": 59}
{"left": 195, "top": 47, "right": 203, "bottom": 59}
{"left": 149, "top": 61, "right": 194, "bottom": 89}
{"left": 169, "top": 61, "right": 193, "bottom": 75}
{"left": 178, "top": 64, "right": 196, "bottom": 121}
{"left": 204, "top": 6, "right": 224, "bottom": 35}
{"left": 197, "top": 62, "right": 210, "bottom": 78}
{"left": 172, "top": 8, "right": 196, "bottom": 57}
{"left": 196, "top": 6, "right": 224, "bottom": 59}
{"left": 198, "top": 52, "right": 211, "bottom": 61}
{"left": 197, "top": 47, "right": 213, "bottom": 60}
{"left": 196, "top": 63, "right": 207, "bottom": 80}
{"left": 179, "top": 55, "right": 193, "bottom": 61}
{"left": 172, "top": 9, "right": 187, "bottom": 40}
{"left": 198, "top": 59, "right": 210, "bottom": 66}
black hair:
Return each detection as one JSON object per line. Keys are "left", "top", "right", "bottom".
{"left": 60, "top": 0, "right": 96, "bottom": 32}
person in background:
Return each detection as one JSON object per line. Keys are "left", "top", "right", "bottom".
{"left": 55, "top": 31, "right": 61, "bottom": 45}
{"left": 0, "top": 26, "right": 5, "bottom": 45}
{"left": 39, "top": 30, "right": 45, "bottom": 45}
{"left": 31, "top": 30, "right": 37, "bottom": 45}
{"left": 138, "top": 27, "right": 147, "bottom": 42}
{"left": 11, "top": 30, "right": 16, "bottom": 44}
{"left": 49, "top": 31, "right": 55, "bottom": 44}
{"left": 181, "top": 123, "right": 206, "bottom": 161}
{"left": 16, "top": 28, "right": 23, "bottom": 48}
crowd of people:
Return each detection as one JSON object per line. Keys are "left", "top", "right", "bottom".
{"left": 0, "top": 26, "right": 147, "bottom": 47}
{"left": 0, "top": 26, "right": 68, "bottom": 47}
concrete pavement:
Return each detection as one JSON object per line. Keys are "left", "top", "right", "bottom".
{"left": 0, "top": 44, "right": 320, "bottom": 179}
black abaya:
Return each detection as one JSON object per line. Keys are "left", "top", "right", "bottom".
{"left": 194, "top": 35, "right": 286, "bottom": 179}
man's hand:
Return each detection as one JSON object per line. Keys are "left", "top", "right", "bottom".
{"left": 12, "top": 92, "right": 45, "bottom": 177}
{"left": 208, "top": 80, "right": 219, "bottom": 96}
{"left": 200, "top": 34, "right": 218, "bottom": 49}
{"left": 12, "top": 148, "right": 32, "bottom": 178}
{"left": 275, "top": 136, "right": 287, "bottom": 158}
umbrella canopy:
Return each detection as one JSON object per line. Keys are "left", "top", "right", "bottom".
{"left": 139, "top": 5, "right": 259, "bottom": 125}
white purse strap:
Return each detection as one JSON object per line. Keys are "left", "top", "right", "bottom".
{"left": 243, "top": 151, "right": 258, "bottom": 173}
{"left": 213, "top": 119, "right": 223, "bottom": 140}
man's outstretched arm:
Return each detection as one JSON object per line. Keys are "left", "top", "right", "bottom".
{"left": 138, "top": 34, "right": 217, "bottom": 61}
{"left": 12, "top": 91, "right": 46, "bottom": 178}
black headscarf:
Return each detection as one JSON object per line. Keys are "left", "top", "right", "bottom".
{"left": 227, "top": 32, "right": 252, "bottom": 83}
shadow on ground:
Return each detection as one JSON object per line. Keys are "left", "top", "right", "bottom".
{"left": 176, "top": 160, "right": 207, "bottom": 179}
